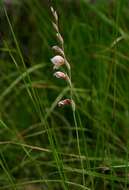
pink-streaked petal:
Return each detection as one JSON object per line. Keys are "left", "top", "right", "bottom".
{"left": 54, "top": 71, "right": 68, "bottom": 80}
{"left": 58, "top": 99, "right": 72, "bottom": 107}
{"left": 50, "top": 55, "right": 64, "bottom": 67}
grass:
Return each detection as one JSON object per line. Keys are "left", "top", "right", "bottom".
{"left": 1, "top": 0, "right": 129, "bottom": 189}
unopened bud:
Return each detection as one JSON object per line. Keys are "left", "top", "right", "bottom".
{"left": 54, "top": 11, "right": 58, "bottom": 22}
{"left": 56, "top": 33, "right": 64, "bottom": 45}
{"left": 52, "top": 22, "right": 58, "bottom": 32}
{"left": 50, "top": 7, "right": 58, "bottom": 22}
{"left": 50, "top": 6, "right": 54, "bottom": 13}
{"left": 52, "top": 46, "right": 64, "bottom": 57}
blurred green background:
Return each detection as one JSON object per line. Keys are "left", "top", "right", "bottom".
{"left": 1, "top": 0, "right": 129, "bottom": 189}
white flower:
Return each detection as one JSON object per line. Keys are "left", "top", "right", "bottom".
{"left": 51, "top": 55, "right": 64, "bottom": 69}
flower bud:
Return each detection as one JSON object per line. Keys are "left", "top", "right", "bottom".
{"left": 50, "top": 7, "right": 58, "bottom": 22}
{"left": 52, "top": 46, "right": 64, "bottom": 57}
{"left": 51, "top": 55, "right": 65, "bottom": 69}
{"left": 54, "top": 11, "right": 58, "bottom": 22}
{"left": 56, "top": 33, "right": 64, "bottom": 45}
{"left": 50, "top": 6, "right": 54, "bottom": 13}
{"left": 52, "top": 22, "right": 58, "bottom": 32}
{"left": 58, "top": 99, "right": 72, "bottom": 107}
{"left": 54, "top": 71, "right": 68, "bottom": 80}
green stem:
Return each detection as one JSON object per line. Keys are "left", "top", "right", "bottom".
{"left": 72, "top": 108, "right": 85, "bottom": 186}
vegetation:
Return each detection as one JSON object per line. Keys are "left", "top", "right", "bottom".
{"left": 1, "top": 0, "right": 129, "bottom": 189}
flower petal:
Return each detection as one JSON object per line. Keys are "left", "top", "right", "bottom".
{"left": 58, "top": 99, "right": 72, "bottom": 107}
{"left": 50, "top": 55, "right": 64, "bottom": 69}
{"left": 54, "top": 71, "right": 68, "bottom": 80}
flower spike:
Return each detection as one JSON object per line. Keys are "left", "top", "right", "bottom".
{"left": 50, "top": 6, "right": 75, "bottom": 110}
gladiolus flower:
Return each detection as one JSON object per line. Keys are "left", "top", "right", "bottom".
{"left": 51, "top": 55, "right": 65, "bottom": 69}
{"left": 54, "top": 71, "right": 68, "bottom": 80}
{"left": 58, "top": 99, "right": 72, "bottom": 107}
